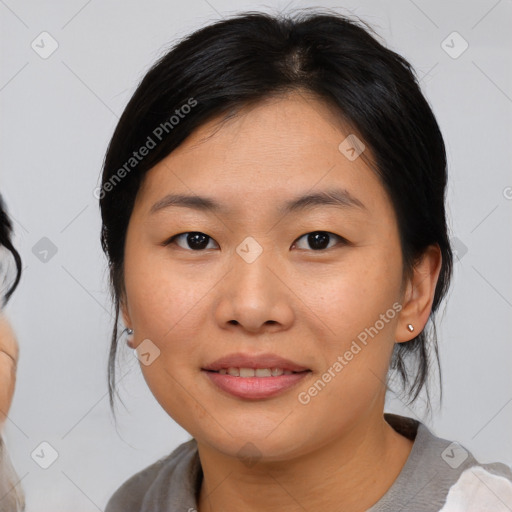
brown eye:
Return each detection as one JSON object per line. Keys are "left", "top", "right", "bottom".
{"left": 292, "top": 231, "right": 345, "bottom": 251}
{"left": 166, "top": 232, "right": 218, "bottom": 250}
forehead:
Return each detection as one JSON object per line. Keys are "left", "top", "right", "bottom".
{"left": 136, "top": 92, "right": 392, "bottom": 220}
{"left": 176, "top": 91, "right": 361, "bottom": 167}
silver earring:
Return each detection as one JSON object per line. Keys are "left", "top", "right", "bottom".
{"left": 407, "top": 324, "right": 414, "bottom": 332}
{"left": 125, "top": 328, "right": 134, "bottom": 348}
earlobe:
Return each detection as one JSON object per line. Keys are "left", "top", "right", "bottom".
{"left": 395, "top": 244, "right": 442, "bottom": 343}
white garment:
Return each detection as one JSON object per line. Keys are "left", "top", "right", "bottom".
{"left": 440, "top": 466, "right": 512, "bottom": 512}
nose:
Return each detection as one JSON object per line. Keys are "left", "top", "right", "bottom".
{"left": 214, "top": 247, "right": 295, "bottom": 334}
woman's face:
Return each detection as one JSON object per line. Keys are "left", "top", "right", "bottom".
{"left": 0, "top": 315, "right": 18, "bottom": 427}
{"left": 122, "top": 92, "right": 412, "bottom": 460}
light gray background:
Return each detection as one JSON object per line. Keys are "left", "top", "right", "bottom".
{"left": 1, "top": 0, "right": 511, "bottom": 510}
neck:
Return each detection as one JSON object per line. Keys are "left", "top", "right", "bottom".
{"left": 197, "top": 409, "right": 414, "bottom": 512}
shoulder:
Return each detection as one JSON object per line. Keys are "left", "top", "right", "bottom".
{"left": 105, "top": 438, "right": 199, "bottom": 512}
{"left": 419, "top": 422, "right": 512, "bottom": 510}
{"left": 439, "top": 462, "right": 512, "bottom": 511}
{"left": 372, "top": 414, "right": 512, "bottom": 511}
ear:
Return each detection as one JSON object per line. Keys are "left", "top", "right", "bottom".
{"left": 396, "top": 244, "right": 442, "bottom": 343}
{"left": 120, "top": 295, "right": 135, "bottom": 348}
{"left": 120, "top": 293, "right": 132, "bottom": 330}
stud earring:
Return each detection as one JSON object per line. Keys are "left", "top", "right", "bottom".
{"left": 125, "top": 328, "right": 134, "bottom": 348}
{"left": 407, "top": 324, "right": 414, "bottom": 332}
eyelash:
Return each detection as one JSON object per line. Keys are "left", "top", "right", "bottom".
{"left": 163, "top": 231, "right": 348, "bottom": 252}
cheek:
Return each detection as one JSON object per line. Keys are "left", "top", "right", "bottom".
{"left": 307, "top": 249, "right": 401, "bottom": 337}
{"left": 300, "top": 249, "right": 402, "bottom": 404}
{"left": 297, "top": 270, "right": 400, "bottom": 420}
{"left": 122, "top": 250, "right": 209, "bottom": 425}
{"left": 123, "top": 245, "right": 214, "bottom": 342}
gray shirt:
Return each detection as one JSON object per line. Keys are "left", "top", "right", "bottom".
{"left": 105, "top": 414, "right": 512, "bottom": 511}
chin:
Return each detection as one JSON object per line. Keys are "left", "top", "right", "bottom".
{"left": 190, "top": 420, "right": 315, "bottom": 464}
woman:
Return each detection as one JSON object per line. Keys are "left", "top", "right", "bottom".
{"left": 100, "top": 9, "right": 512, "bottom": 511}
{"left": 0, "top": 195, "right": 24, "bottom": 511}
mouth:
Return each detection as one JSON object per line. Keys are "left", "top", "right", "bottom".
{"left": 201, "top": 353, "right": 312, "bottom": 400}
{"left": 204, "top": 367, "right": 309, "bottom": 377}
{"left": 202, "top": 352, "right": 310, "bottom": 373}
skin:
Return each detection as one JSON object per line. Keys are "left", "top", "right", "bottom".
{"left": 0, "top": 313, "right": 18, "bottom": 427}
{"left": 121, "top": 91, "right": 442, "bottom": 512}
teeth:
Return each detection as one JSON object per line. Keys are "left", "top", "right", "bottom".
{"left": 216, "top": 367, "right": 297, "bottom": 377}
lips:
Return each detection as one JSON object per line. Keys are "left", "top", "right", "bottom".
{"left": 202, "top": 352, "right": 310, "bottom": 373}
{"left": 201, "top": 352, "right": 311, "bottom": 399}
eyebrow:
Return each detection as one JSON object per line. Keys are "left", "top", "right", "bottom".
{"left": 150, "top": 187, "right": 367, "bottom": 215}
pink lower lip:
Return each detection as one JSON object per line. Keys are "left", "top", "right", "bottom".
{"left": 202, "top": 370, "right": 310, "bottom": 400}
